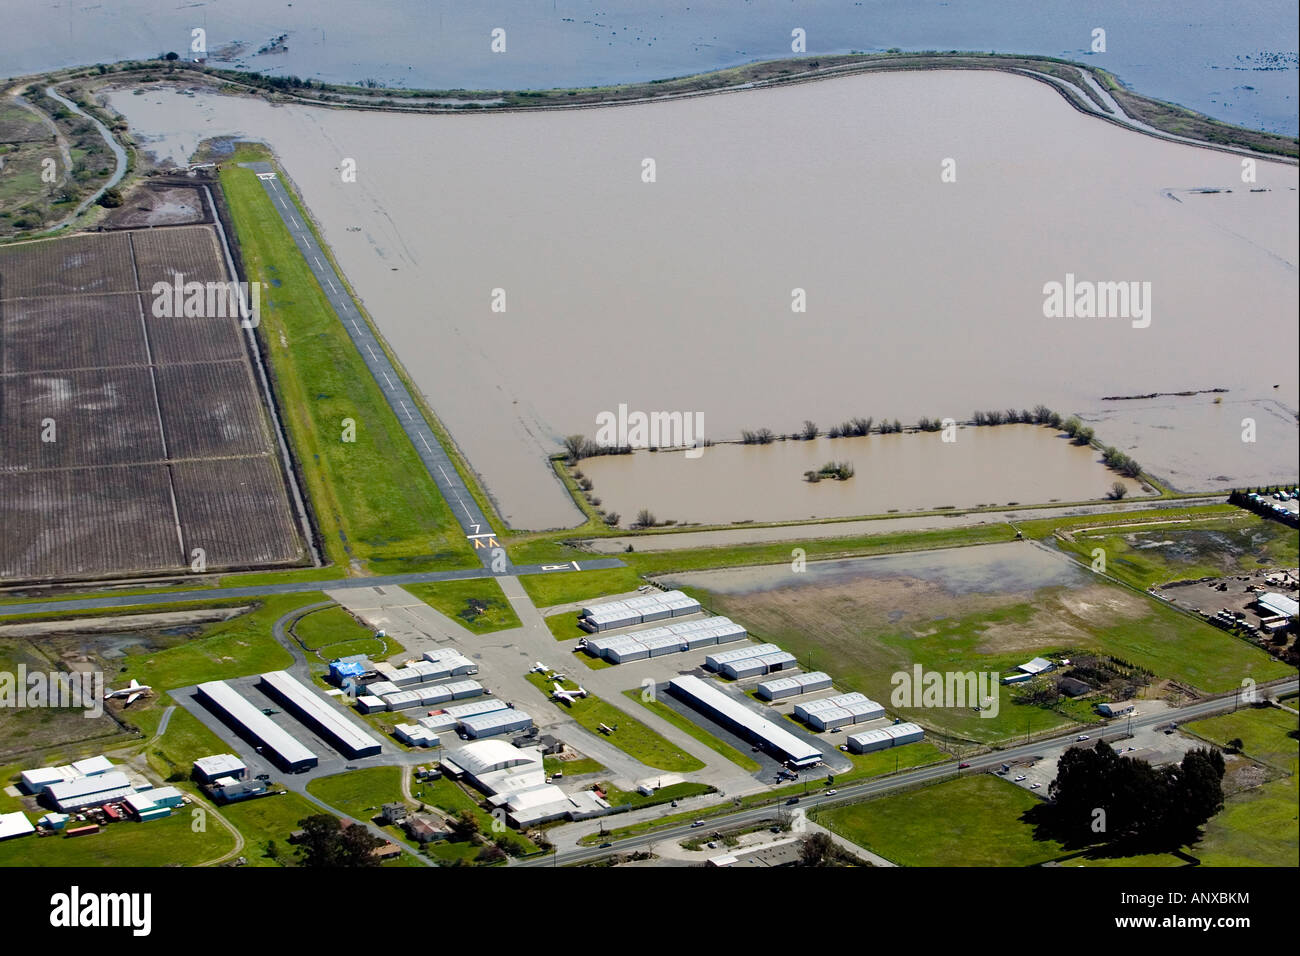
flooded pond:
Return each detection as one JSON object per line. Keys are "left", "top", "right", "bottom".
{"left": 579, "top": 424, "right": 1152, "bottom": 526}
{"left": 107, "top": 69, "right": 1298, "bottom": 529}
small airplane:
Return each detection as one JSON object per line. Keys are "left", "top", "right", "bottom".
{"left": 531, "top": 662, "right": 549, "bottom": 674}
{"left": 104, "top": 679, "right": 151, "bottom": 706}
{"left": 551, "top": 682, "right": 588, "bottom": 704}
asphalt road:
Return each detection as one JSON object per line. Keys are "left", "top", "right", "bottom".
{"left": 0, "top": 558, "right": 626, "bottom": 619}
{"left": 522, "top": 677, "right": 1300, "bottom": 867}
{"left": 247, "top": 162, "right": 508, "bottom": 572}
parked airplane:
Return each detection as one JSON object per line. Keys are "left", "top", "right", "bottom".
{"left": 531, "top": 662, "right": 549, "bottom": 674}
{"left": 104, "top": 679, "right": 151, "bottom": 706}
{"left": 551, "top": 682, "right": 588, "bottom": 704}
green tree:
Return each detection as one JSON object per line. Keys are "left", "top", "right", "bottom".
{"left": 294, "top": 814, "right": 383, "bottom": 867}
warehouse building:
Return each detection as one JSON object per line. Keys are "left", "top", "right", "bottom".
{"left": 460, "top": 709, "right": 534, "bottom": 739}
{"left": 441, "top": 740, "right": 546, "bottom": 793}
{"left": 580, "top": 602, "right": 642, "bottom": 632}
{"left": 1256, "top": 592, "right": 1298, "bottom": 621}
{"left": 757, "top": 672, "right": 833, "bottom": 701}
{"left": 124, "top": 786, "right": 185, "bottom": 821}
{"left": 259, "top": 670, "right": 383, "bottom": 759}
{"left": 847, "top": 722, "right": 925, "bottom": 752}
{"left": 196, "top": 680, "right": 319, "bottom": 773}
{"left": 45, "top": 771, "right": 136, "bottom": 812}
{"left": 419, "top": 712, "right": 461, "bottom": 733}
{"left": 846, "top": 728, "right": 892, "bottom": 753}
{"left": 578, "top": 591, "right": 703, "bottom": 632}
{"left": 445, "top": 698, "right": 510, "bottom": 721}
{"left": 19, "top": 767, "right": 67, "bottom": 795}
{"left": 605, "top": 638, "right": 650, "bottom": 664}
{"left": 368, "top": 678, "right": 487, "bottom": 713}
{"left": 395, "top": 724, "right": 440, "bottom": 747}
{"left": 192, "top": 753, "right": 247, "bottom": 783}
{"left": 0, "top": 812, "right": 34, "bottom": 841}
{"left": 883, "top": 722, "right": 925, "bottom": 746}
{"left": 584, "top": 616, "right": 746, "bottom": 662}
{"left": 704, "top": 643, "right": 782, "bottom": 672}
{"left": 720, "top": 651, "right": 797, "bottom": 680}
{"left": 668, "top": 675, "right": 823, "bottom": 768}
{"left": 19, "top": 754, "right": 119, "bottom": 796}
{"left": 209, "top": 778, "right": 269, "bottom": 803}
{"left": 794, "top": 693, "right": 886, "bottom": 730}
{"left": 1017, "top": 657, "right": 1056, "bottom": 675}
{"left": 72, "top": 755, "right": 114, "bottom": 777}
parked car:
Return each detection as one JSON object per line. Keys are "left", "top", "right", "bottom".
{"left": 1030, "top": 783, "right": 1042, "bottom": 790}
{"left": 1014, "top": 774, "right": 1027, "bottom": 782}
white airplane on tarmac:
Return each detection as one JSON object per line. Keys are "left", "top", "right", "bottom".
{"left": 104, "top": 679, "right": 152, "bottom": 706}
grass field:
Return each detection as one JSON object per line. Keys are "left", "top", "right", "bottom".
{"left": 1194, "top": 774, "right": 1299, "bottom": 867}
{"left": 1184, "top": 706, "right": 1299, "bottom": 775}
{"left": 306, "top": 765, "right": 405, "bottom": 821}
{"left": 524, "top": 673, "right": 704, "bottom": 772}
{"left": 545, "top": 755, "right": 605, "bottom": 776}
{"left": 622, "top": 690, "right": 762, "bottom": 772}
{"left": 1057, "top": 513, "right": 1299, "bottom": 591}
{"left": 404, "top": 579, "right": 521, "bottom": 634}
{"left": 116, "top": 593, "right": 322, "bottom": 691}
{"left": 218, "top": 790, "right": 322, "bottom": 866}
{"left": 545, "top": 610, "right": 589, "bottom": 642}
{"left": 220, "top": 149, "right": 475, "bottom": 575}
{"left": 599, "top": 781, "right": 714, "bottom": 808}
{"left": 814, "top": 776, "right": 1067, "bottom": 866}
{"left": 291, "top": 603, "right": 404, "bottom": 660}
{"left": 689, "top": 550, "right": 1293, "bottom": 744}
{"left": 517, "top": 567, "right": 645, "bottom": 609}
{"left": 0, "top": 808, "right": 231, "bottom": 867}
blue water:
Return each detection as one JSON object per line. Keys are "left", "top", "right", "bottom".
{"left": 2, "top": 0, "right": 1295, "bottom": 133}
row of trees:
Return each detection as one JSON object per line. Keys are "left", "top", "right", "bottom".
{"left": 1102, "top": 445, "right": 1143, "bottom": 478}
{"left": 1061, "top": 416, "right": 1096, "bottom": 445}
{"left": 563, "top": 434, "right": 633, "bottom": 462}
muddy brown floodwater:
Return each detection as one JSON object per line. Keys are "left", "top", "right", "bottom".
{"left": 579, "top": 424, "right": 1152, "bottom": 526}
{"left": 108, "top": 70, "right": 1298, "bottom": 529}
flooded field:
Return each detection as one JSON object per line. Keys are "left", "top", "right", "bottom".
{"left": 108, "top": 69, "right": 1298, "bottom": 529}
{"left": 1078, "top": 397, "right": 1299, "bottom": 492}
{"left": 10, "top": 0, "right": 1297, "bottom": 132}
{"left": 667, "top": 541, "right": 1085, "bottom": 596}
{"left": 578, "top": 424, "right": 1151, "bottom": 526}
{"left": 661, "top": 541, "right": 1294, "bottom": 742}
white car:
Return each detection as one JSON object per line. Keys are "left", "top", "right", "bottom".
{"left": 1014, "top": 774, "right": 1027, "bottom": 782}
{"left": 825, "top": 789, "right": 838, "bottom": 796}
{"left": 1076, "top": 734, "right": 1090, "bottom": 741}
{"left": 1030, "top": 783, "right": 1042, "bottom": 790}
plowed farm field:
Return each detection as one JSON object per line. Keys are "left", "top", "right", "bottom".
{"left": 0, "top": 226, "right": 305, "bottom": 581}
